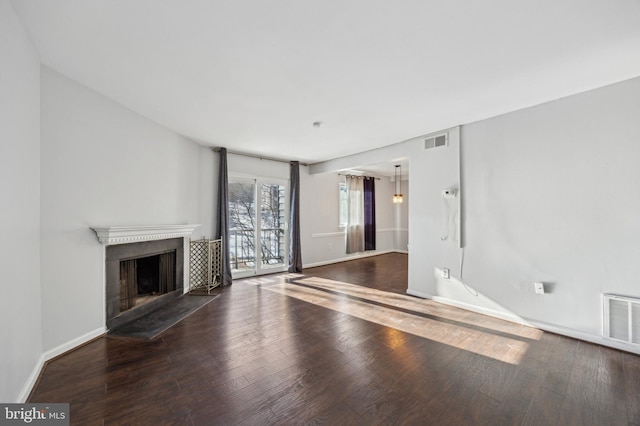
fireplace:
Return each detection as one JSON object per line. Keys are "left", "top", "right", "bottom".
{"left": 92, "top": 224, "right": 200, "bottom": 332}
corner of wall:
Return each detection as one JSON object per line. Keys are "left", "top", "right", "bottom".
{"left": 0, "top": 0, "right": 44, "bottom": 402}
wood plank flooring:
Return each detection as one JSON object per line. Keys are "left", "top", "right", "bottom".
{"left": 29, "top": 253, "right": 639, "bottom": 425}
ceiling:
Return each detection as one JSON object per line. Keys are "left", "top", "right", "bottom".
{"left": 11, "top": 0, "right": 640, "bottom": 171}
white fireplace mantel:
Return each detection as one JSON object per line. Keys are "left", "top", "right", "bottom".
{"left": 91, "top": 224, "right": 201, "bottom": 245}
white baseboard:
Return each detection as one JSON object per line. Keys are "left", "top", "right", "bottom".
{"left": 42, "top": 327, "right": 106, "bottom": 361}
{"left": 303, "top": 249, "right": 406, "bottom": 269}
{"left": 16, "top": 353, "right": 47, "bottom": 403}
{"left": 17, "top": 327, "right": 105, "bottom": 402}
{"left": 406, "top": 289, "right": 531, "bottom": 325}
{"left": 405, "top": 289, "right": 430, "bottom": 299}
{"left": 521, "top": 318, "right": 640, "bottom": 355}
{"left": 405, "top": 290, "right": 640, "bottom": 356}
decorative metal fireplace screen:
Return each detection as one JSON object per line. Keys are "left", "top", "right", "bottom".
{"left": 189, "top": 238, "right": 223, "bottom": 293}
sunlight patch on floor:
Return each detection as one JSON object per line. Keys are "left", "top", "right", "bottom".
{"left": 262, "top": 276, "right": 540, "bottom": 365}
{"left": 241, "top": 273, "right": 304, "bottom": 286}
{"left": 300, "top": 277, "right": 542, "bottom": 341}
{"left": 241, "top": 276, "right": 278, "bottom": 285}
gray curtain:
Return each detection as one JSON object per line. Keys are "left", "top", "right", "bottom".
{"left": 216, "top": 148, "right": 233, "bottom": 286}
{"left": 288, "top": 161, "right": 303, "bottom": 272}
{"left": 345, "top": 176, "right": 365, "bottom": 254}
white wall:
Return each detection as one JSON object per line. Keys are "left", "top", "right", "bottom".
{"left": 376, "top": 175, "right": 409, "bottom": 252}
{"left": 0, "top": 0, "right": 43, "bottom": 403}
{"left": 199, "top": 148, "right": 217, "bottom": 239}
{"left": 448, "top": 77, "right": 640, "bottom": 338}
{"left": 40, "top": 68, "right": 211, "bottom": 353}
{"left": 393, "top": 178, "right": 409, "bottom": 252}
{"left": 228, "top": 153, "right": 290, "bottom": 180}
{"left": 406, "top": 127, "right": 461, "bottom": 296}
{"left": 308, "top": 134, "right": 416, "bottom": 262}
{"left": 403, "top": 78, "right": 640, "bottom": 348}
{"left": 300, "top": 168, "right": 405, "bottom": 267}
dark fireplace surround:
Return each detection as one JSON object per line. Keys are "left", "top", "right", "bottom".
{"left": 106, "top": 238, "right": 184, "bottom": 331}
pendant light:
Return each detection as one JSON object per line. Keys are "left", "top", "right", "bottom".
{"left": 393, "top": 165, "right": 403, "bottom": 203}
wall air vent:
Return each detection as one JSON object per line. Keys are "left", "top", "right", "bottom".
{"left": 603, "top": 294, "right": 640, "bottom": 345}
{"left": 425, "top": 133, "right": 448, "bottom": 150}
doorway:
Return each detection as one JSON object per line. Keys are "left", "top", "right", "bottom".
{"left": 228, "top": 176, "right": 288, "bottom": 278}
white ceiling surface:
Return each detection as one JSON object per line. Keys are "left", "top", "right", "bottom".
{"left": 11, "top": 0, "right": 640, "bottom": 167}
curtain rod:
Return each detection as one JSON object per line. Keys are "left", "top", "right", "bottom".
{"left": 338, "top": 173, "right": 381, "bottom": 180}
{"left": 212, "top": 147, "right": 308, "bottom": 166}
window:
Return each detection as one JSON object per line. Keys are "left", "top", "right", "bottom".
{"left": 339, "top": 182, "right": 348, "bottom": 228}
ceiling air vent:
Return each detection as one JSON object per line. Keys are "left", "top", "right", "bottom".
{"left": 425, "top": 133, "right": 448, "bottom": 150}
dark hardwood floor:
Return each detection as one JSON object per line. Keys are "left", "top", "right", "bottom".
{"left": 30, "top": 253, "right": 639, "bottom": 425}
{"left": 303, "top": 252, "right": 409, "bottom": 295}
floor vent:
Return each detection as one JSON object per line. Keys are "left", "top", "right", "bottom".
{"left": 603, "top": 294, "right": 640, "bottom": 344}
{"left": 425, "top": 133, "right": 448, "bottom": 150}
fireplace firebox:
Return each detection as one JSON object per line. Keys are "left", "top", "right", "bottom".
{"left": 119, "top": 251, "right": 176, "bottom": 312}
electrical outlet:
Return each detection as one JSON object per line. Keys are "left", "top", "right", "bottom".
{"left": 442, "top": 188, "right": 457, "bottom": 199}
{"left": 534, "top": 282, "right": 545, "bottom": 294}
{"left": 442, "top": 268, "right": 450, "bottom": 279}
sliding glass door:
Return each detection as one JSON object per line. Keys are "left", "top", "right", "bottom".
{"left": 228, "top": 176, "right": 288, "bottom": 278}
